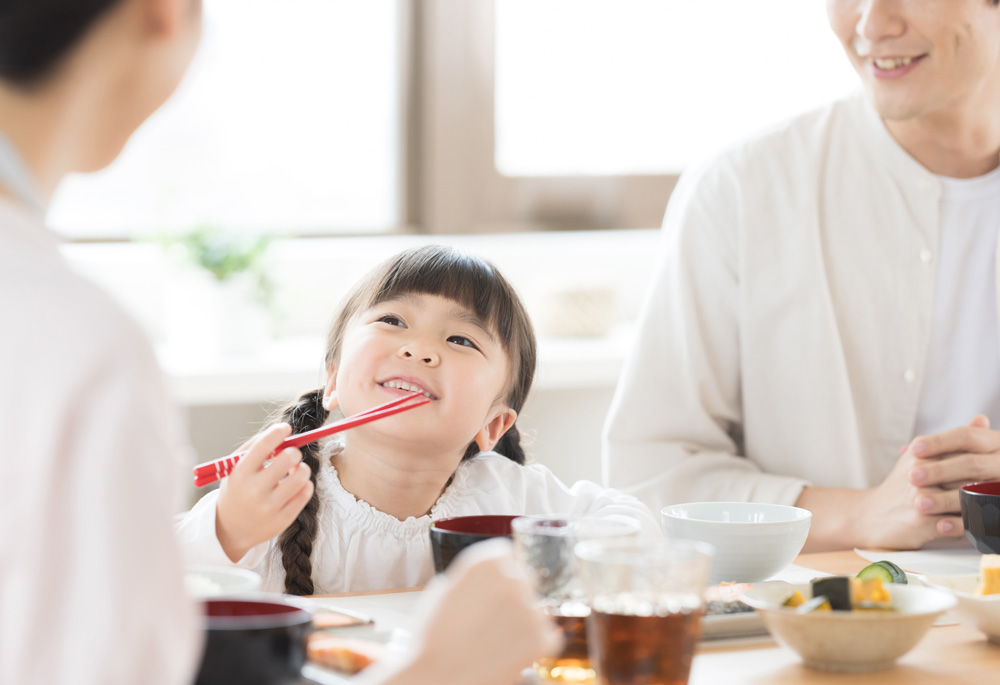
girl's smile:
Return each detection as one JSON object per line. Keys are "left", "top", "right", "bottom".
{"left": 378, "top": 377, "right": 438, "bottom": 400}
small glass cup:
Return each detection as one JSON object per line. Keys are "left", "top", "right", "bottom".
{"left": 512, "top": 515, "right": 642, "bottom": 684}
{"left": 574, "top": 538, "right": 715, "bottom": 685}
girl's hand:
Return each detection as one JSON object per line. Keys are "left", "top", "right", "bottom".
{"left": 215, "top": 423, "right": 314, "bottom": 562}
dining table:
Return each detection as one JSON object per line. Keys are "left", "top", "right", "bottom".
{"left": 304, "top": 549, "right": 998, "bottom": 685}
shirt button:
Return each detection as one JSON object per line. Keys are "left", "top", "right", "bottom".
{"left": 904, "top": 369, "right": 917, "bottom": 383}
{"left": 919, "top": 249, "right": 933, "bottom": 264}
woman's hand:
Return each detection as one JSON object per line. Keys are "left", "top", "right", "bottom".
{"left": 371, "top": 539, "right": 562, "bottom": 685}
{"left": 215, "top": 423, "right": 314, "bottom": 562}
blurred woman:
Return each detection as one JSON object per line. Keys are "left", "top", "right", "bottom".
{"left": 0, "top": 1, "right": 557, "bottom": 683}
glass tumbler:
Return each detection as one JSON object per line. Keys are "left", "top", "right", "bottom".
{"left": 574, "top": 538, "right": 714, "bottom": 685}
{"left": 512, "top": 515, "right": 642, "bottom": 684}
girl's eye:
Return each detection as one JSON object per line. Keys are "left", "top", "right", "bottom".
{"left": 377, "top": 314, "right": 405, "bottom": 327}
{"left": 447, "top": 335, "right": 480, "bottom": 351}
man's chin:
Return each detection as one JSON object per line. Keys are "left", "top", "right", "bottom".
{"left": 865, "top": 87, "right": 927, "bottom": 124}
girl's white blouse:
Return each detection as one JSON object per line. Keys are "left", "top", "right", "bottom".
{"left": 177, "top": 451, "right": 660, "bottom": 594}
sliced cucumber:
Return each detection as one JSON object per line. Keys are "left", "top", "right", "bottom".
{"left": 857, "top": 560, "right": 907, "bottom": 584}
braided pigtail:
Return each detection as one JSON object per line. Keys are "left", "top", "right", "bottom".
{"left": 492, "top": 424, "right": 526, "bottom": 465}
{"left": 276, "top": 388, "right": 327, "bottom": 595}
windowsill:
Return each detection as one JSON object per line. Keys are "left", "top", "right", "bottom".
{"left": 64, "top": 228, "right": 662, "bottom": 407}
{"left": 157, "top": 325, "right": 635, "bottom": 406}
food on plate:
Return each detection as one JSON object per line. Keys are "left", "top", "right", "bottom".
{"left": 976, "top": 554, "right": 1000, "bottom": 595}
{"left": 857, "top": 560, "right": 907, "bottom": 585}
{"left": 704, "top": 582, "right": 755, "bottom": 615}
{"left": 312, "top": 610, "right": 373, "bottom": 629}
{"left": 307, "top": 633, "right": 389, "bottom": 674}
{"left": 795, "top": 576, "right": 892, "bottom": 614}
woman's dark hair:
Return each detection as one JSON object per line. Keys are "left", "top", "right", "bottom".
{"left": 276, "top": 244, "right": 537, "bottom": 595}
{"left": 0, "top": 0, "right": 123, "bottom": 87}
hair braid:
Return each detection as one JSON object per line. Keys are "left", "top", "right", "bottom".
{"left": 493, "top": 424, "right": 526, "bottom": 465}
{"left": 276, "top": 388, "right": 327, "bottom": 595}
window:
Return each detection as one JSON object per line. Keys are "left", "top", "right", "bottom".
{"left": 48, "top": 1, "right": 861, "bottom": 239}
{"left": 419, "top": 0, "right": 859, "bottom": 232}
{"left": 48, "top": 0, "right": 401, "bottom": 240}
{"left": 495, "top": 0, "right": 858, "bottom": 175}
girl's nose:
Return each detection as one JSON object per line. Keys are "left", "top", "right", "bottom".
{"left": 400, "top": 344, "right": 440, "bottom": 366}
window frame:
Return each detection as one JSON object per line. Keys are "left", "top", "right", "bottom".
{"left": 409, "top": 0, "right": 676, "bottom": 235}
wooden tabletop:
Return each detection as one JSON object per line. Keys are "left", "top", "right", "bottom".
{"left": 307, "top": 549, "right": 996, "bottom": 684}
{"left": 690, "top": 550, "right": 996, "bottom": 685}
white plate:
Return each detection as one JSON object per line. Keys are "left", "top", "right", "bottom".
{"left": 184, "top": 565, "right": 262, "bottom": 598}
{"left": 701, "top": 611, "right": 768, "bottom": 640}
{"left": 917, "top": 572, "right": 1000, "bottom": 642}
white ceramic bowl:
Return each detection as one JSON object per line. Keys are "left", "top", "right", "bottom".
{"left": 741, "top": 582, "right": 956, "bottom": 672}
{"left": 920, "top": 572, "right": 1000, "bottom": 643}
{"left": 184, "top": 565, "right": 263, "bottom": 598}
{"left": 661, "top": 502, "right": 811, "bottom": 583}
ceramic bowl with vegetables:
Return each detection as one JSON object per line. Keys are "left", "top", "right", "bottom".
{"left": 920, "top": 553, "right": 1000, "bottom": 643}
{"left": 740, "top": 569, "right": 955, "bottom": 672}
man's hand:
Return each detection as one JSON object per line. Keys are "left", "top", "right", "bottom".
{"left": 799, "top": 415, "right": 994, "bottom": 551}
{"left": 906, "top": 415, "right": 1000, "bottom": 535}
{"left": 846, "top": 445, "right": 948, "bottom": 550}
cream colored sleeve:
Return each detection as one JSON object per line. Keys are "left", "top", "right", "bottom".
{"left": 602, "top": 160, "right": 808, "bottom": 516}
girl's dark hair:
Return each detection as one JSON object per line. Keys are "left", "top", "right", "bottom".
{"left": 275, "top": 388, "right": 326, "bottom": 596}
{"left": 0, "top": 1, "right": 123, "bottom": 87}
{"left": 276, "top": 244, "right": 537, "bottom": 595}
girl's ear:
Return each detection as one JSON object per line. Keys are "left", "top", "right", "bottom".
{"left": 474, "top": 408, "right": 518, "bottom": 453}
{"left": 322, "top": 371, "right": 340, "bottom": 412}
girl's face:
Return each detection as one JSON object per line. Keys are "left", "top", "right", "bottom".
{"left": 324, "top": 293, "right": 517, "bottom": 458}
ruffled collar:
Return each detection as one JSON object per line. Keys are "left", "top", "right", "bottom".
{"left": 315, "top": 442, "right": 473, "bottom": 535}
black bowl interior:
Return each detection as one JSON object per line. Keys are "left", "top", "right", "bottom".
{"left": 432, "top": 515, "right": 518, "bottom": 535}
{"left": 962, "top": 482, "right": 1000, "bottom": 497}
{"left": 196, "top": 599, "right": 313, "bottom": 685}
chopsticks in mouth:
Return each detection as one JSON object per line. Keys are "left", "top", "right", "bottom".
{"left": 192, "top": 393, "right": 431, "bottom": 488}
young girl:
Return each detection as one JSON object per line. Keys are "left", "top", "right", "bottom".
{"left": 177, "top": 244, "right": 659, "bottom": 594}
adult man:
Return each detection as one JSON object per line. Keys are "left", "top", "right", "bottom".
{"left": 604, "top": 0, "right": 1000, "bottom": 551}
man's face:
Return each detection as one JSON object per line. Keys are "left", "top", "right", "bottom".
{"left": 827, "top": 0, "right": 1000, "bottom": 123}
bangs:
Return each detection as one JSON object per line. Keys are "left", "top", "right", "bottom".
{"left": 366, "top": 246, "right": 522, "bottom": 351}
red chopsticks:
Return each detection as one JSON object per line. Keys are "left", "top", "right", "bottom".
{"left": 192, "top": 393, "right": 431, "bottom": 488}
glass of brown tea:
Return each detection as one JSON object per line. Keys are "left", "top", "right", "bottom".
{"left": 511, "top": 516, "right": 642, "bottom": 684}
{"left": 574, "top": 538, "right": 715, "bottom": 685}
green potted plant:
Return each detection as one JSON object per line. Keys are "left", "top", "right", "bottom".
{"left": 159, "top": 225, "right": 274, "bottom": 356}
